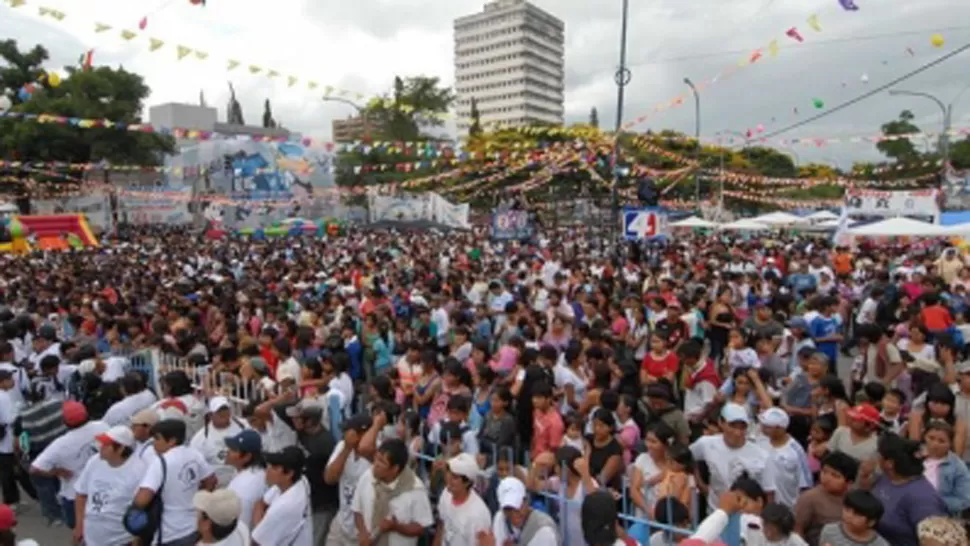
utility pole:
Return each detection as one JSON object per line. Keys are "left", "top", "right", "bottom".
{"left": 684, "top": 78, "right": 701, "bottom": 207}
{"left": 611, "top": 0, "right": 631, "bottom": 259}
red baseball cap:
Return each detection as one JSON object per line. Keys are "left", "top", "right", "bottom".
{"left": 0, "top": 504, "right": 16, "bottom": 531}
{"left": 63, "top": 401, "right": 88, "bottom": 427}
{"left": 847, "top": 403, "right": 881, "bottom": 425}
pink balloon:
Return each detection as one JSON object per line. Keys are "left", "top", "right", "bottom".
{"left": 756, "top": 124, "right": 765, "bottom": 133}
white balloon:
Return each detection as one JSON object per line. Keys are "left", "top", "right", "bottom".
{"left": 0, "top": 95, "right": 11, "bottom": 111}
{"left": 860, "top": 73, "right": 870, "bottom": 84}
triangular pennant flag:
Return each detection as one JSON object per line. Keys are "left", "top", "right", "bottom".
{"left": 308, "top": 81, "right": 318, "bottom": 90}
{"left": 149, "top": 38, "right": 164, "bottom": 51}
{"left": 8, "top": 0, "right": 25, "bottom": 7}
{"left": 139, "top": 17, "right": 147, "bottom": 30}
{"left": 767, "top": 39, "right": 780, "bottom": 57}
{"left": 323, "top": 85, "right": 333, "bottom": 96}
{"left": 287, "top": 76, "right": 297, "bottom": 88}
{"left": 176, "top": 45, "right": 192, "bottom": 60}
{"left": 267, "top": 70, "right": 280, "bottom": 78}
{"left": 38, "top": 7, "right": 50, "bottom": 16}
{"left": 50, "top": 10, "right": 64, "bottom": 20}
{"left": 227, "top": 59, "right": 240, "bottom": 71}
{"left": 94, "top": 23, "right": 112, "bottom": 33}
{"left": 248, "top": 65, "right": 261, "bottom": 74}
{"left": 807, "top": 14, "right": 822, "bottom": 32}
{"left": 120, "top": 30, "right": 137, "bottom": 41}
{"left": 194, "top": 51, "right": 208, "bottom": 60}
{"left": 786, "top": 27, "right": 804, "bottom": 42}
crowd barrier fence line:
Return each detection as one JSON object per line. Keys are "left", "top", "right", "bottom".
{"left": 117, "top": 347, "right": 741, "bottom": 546}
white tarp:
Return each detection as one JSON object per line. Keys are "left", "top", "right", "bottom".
{"left": 806, "top": 210, "right": 839, "bottom": 222}
{"left": 751, "top": 211, "right": 809, "bottom": 226}
{"left": 369, "top": 192, "right": 469, "bottom": 229}
{"left": 718, "top": 219, "right": 770, "bottom": 231}
{"left": 846, "top": 217, "right": 951, "bottom": 237}
{"left": 671, "top": 216, "right": 718, "bottom": 228}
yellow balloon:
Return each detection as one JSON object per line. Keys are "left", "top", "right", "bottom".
{"left": 47, "top": 72, "right": 61, "bottom": 87}
{"left": 931, "top": 34, "right": 945, "bottom": 48}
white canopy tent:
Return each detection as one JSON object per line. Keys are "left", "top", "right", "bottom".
{"left": 718, "top": 219, "right": 770, "bottom": 231}
{"left": 751, "top": 211, "right": 810, "bottom": 226}
{"left": 846, "top": 217, "right": 951, "bottom": 237}
{"left": 670, "top": 216, "right": 719, "bottom": 229}
{"left": 805, "top": 210, "right": 840, "bottom": 223}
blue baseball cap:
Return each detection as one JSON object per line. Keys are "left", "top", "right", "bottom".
{"left": 224, "top": 429, "right": 262, "bottom": 454}
{"left": 787, "top": 317, "right": 809, "bottom": 331}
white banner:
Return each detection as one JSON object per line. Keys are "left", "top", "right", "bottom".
{"left": 120, "top": 187, "right": 193, "bottom": 225}
{"left": 845, "top": 188, "right": 941, "bottom": 222}
{"left": 943, "top": 169, "right": 970, "bottom": 211}
{"left": 33, "top": 192, "right": 111, "bottom": 231}
{"left": 431, "top": 193, "right": 470, "bottom": 229}
{"left": 368, "top": 193, "right": 468, "bottom": 229}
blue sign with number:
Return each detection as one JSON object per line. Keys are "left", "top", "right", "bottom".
{"left": 623, "top": 207, "right": 665, "bottom": 240}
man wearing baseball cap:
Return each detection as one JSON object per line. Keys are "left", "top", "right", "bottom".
{"left": 487, "top": 477, "right": 559, "bottom": 546}
{"left": 74, "top": 426, "right": 145, "bottom": 546}
{"left": 757, "top": 408, "right": 812, "bottom": 508}
{"left": 130, "top": 408, "right": 160, "bottom": 465}
{"left": 224, "top": 430, "right": 266, "bottom": 528}
{"left": 435, "top": 453, "right": 490, "bottom": 546}
{"left": 29, "top": 401, "right": 109, "bottom": 530}
{"left": 829, "top": 403, "right": 880, "bottom": 463}
{"left": 194, "top": 489, "right": 248, "bottom": 546}
{"left": 253, "top": 446, "right": 313, "bottom": 546}
{"left": 189, "top": 396, "right": 246, "bottom": 488}
{"left": 689, "top": 403, "right": 776, "bottom": 514}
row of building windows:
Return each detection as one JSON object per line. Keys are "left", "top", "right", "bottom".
{"left": 456, "top": 77, "right": 563, "bottom": 97}
{"left": 454, "top": 9, "right": 562, "bottom": 36}
{"left": 456, "top": 91, "right": 563, "bottom": 110}
{"left": 455, "top": 35, "right": 563, "bottom": 62}
{"left": 459, "top": 103, "right": 564, "bottom": 119}
{"left": 457, "top": 116, "right": 558, "bottom": 129}
{"left": 455, "top": 51, "right": 562, "bottom": 77}
{"left": 456, "top": 66, "right": 562, "bottom": 88}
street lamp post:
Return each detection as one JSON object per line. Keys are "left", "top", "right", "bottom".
{"left": 611, "top": 0, "right": 631, "bottom": 256}
{"left": 322, "top": 96, "right": 371, "bottom": 139}
{"left": 888, "top": 89, "right": 952, "bottom": 169}
{"left": 684, "top": 78, "right": 701, "bottom": 207}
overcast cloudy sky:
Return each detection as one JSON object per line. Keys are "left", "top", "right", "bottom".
{"left": 2, "top": 0, "right": 970, "bottom": 166}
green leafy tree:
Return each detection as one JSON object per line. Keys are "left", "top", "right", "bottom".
{"left": 468, "top": 96, "right": 482, "bottom": 137}
{"left": 589, "top": 107, "right": 599, "bottom": 129}
{"left": 0, "top": 40, "right": 175, "bottom": 207}
{"left": 362, "top": 75, "right": 454, "bottom": 142}
{"left": 950, "top": 137, "right": 970, "bottom": 170}
{"left": 877, "top": 110, "right": 922, "bottom": 163}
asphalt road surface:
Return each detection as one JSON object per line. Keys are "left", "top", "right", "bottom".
{"left": 11, "top": 500, "right": 72, "bottom": 545}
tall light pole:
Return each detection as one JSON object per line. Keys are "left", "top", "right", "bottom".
{"left": 322, "top": 96, "right": 371, "bottom": 140}
{"left": 684, "top": 78, "right": 701, "bottom": 207}
{"left": 611, "top": 0, "right": 631, "bottom": 256}
{"left": 888, "top": 89, "right": 951, "bottom": 169}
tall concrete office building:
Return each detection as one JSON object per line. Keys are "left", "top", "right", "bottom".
{"left": 454, "top": 0, "right": 565, "bottom": 130}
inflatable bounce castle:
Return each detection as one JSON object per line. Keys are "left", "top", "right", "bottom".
{"left": 0, "top": 214, "right": 98, "bottom": 253}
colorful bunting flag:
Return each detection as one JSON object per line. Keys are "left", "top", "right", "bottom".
{"left": 227, "top": 60, "right": 240, "bottom": 71}
{"left": 176, "top": 45, "right": 192, "bottom": 60}
{"left": 149, "top": 38, "right": 164, "bottom": 52}
{"left": 249, "top": 65, "right": 261, "bottom": 74}
{"left": 120, "top": 30, "right": 136, "bottom": 41}
{"left": 94, "top": 23, "right": 112, "bottom": 33}
{"left": 194, "top": 51, "right": 208, "bottom": 60}
{"left": 807, "top": 14, "right": 821, "bottom": 32}
{"left": 287, "top": 76, "right": 298, "bottom": 88}
{"left": 786, "top": 27, "right": 804, "bottom": 42}
{"left": 767, "top": 40, "right": 780, "bottom": 57}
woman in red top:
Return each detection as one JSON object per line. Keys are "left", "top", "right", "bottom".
{"left": 920, "top": 293, "right": 954, "bottom": 332}
{"left": 641, "top": 332, "right": 679, "bottom": 386}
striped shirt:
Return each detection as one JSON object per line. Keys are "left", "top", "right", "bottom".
{"left": 20, "top": 399, "right": 65, "bottom": 456}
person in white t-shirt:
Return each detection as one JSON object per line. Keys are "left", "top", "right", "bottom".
{"left": 29, "top": 401, "right": 109, "bottom": 529}
{"left": 130, "top": 408, "right": 160, "bottom": 465}
{"left": 190, "top": 396, "right": 247, "bottom": 488}
{"left": 689, "top": 403, "right": 777, "bottom": 514}
{"left": 350, "top": 438, "right": 434, "bottom": 546}
{"left": 102, "top": 372, "right": 157, "bottom": 426}
{"left": 73, "top": 425, "right": 147, "bottom": 546}
{"left": 252, "top": 446, "right": 314, "bottom": 546}
{"left": 485, "top": 477, "right": 559, "bottom": 546}
{"left": 194, "top": 489, "right": 251, "bottom": 546}
{"left": 323, "top": 414, "right": 373, "bottom": 546}
{"left": 0, "top": 370, "right": 19, "bottom": 506}
{"left": 224, "top": 429, "right": 267, "bottom": 529}
{"left": 755, "top": 408, "right": 812, "bottom": 509}
{"left": 133, "top": 419, "right": 218, "bottom": 546}
{"left": 435, "top": 453, "right": 491, "bottom": 546}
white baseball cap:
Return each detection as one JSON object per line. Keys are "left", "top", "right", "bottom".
{"left": 447, "top": 453, "right": 480, "bottom": 481}
{"left": 497, "top": 477, "right": 527, "bottom": 510}
{"left": 758, "top": 407, "right": 790, "bottom": 429}
{"left": 721, "top": 403, "right": 750, "bottom": 425}
{"left": 193, "top": 489, "right": 242, "bottom": 526}
{"left": 207, "top": 396, "right": 231, "bottom": 413}
{"left": 96, "top": 425, "right": 135, "bottom": 448}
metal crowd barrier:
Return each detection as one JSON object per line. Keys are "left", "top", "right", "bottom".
{"left": 118, "top": 348, "right": 740, "bottom": 546}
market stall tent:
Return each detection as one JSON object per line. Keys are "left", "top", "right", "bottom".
{"left": 670, "top": 216, "right": 719, "bottom": 229}
{"left": 718, "top": 219, "right": 770, "bottom": 231}
{"left": 805, "top": 210, "right": 840, "bottom": 223}
{"left": 845, "top": 217, "right": 951, "bottom": 237}
{"left": 751, "top": 211, "right": 810, "bottom": 226}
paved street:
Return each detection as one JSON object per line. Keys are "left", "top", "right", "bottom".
{"left": 11, "top": 500, "right": 72, "bottom": 544}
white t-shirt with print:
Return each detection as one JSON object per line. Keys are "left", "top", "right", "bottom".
{"left": 326, "top": 440, "right": 372, "bottom": 539}
{"left": 351, "top": 468, "right": 435, "bottom": 546}
{"left": 491, "top": 511, "right": 558, "bottom": 546}
{"left": 189, "top": 420, "right": 247, "bottom": 488}
{"left": 75, "top": 454, "right": 147, "bottom": 546}
{"left": 689, "top": 435, "right": 777, "bottom": 513}
{"left": 437, "top": 489, "right": 492, "bottom": 546}
{"left": 756, "top": 436, "right": 812, "bottom": 509}
{"left": 32, "top": 420, "right": 110, "bottom": 500}
{"left": 227, "top": 467, "right": 267, "bottom": 529}
{"left": 138, "top": 445, "right": 215, "bottom": 543}
{"left": 252, "top": 477, "right": 313, "bottom": 546}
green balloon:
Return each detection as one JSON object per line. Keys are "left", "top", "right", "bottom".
{"left": 812, "top": 98, "right": 824, "bottom": 109}
{"left": 7, "top": 217, "right": 23, "bottom": 238}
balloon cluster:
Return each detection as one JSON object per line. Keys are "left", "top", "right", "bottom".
{"left": 0, "top": 71, "right": 62, "bottom": 109}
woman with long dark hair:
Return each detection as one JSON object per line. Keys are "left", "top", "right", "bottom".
{"left": 909, "top": 382, "right": 968, "bottom": 456}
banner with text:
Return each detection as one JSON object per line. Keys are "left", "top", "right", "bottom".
{"left": 845, "top": 188, "right": 941, "bottom": 223}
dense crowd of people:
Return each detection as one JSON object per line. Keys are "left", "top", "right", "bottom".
{"left": 0, "top": 224, "right": 968, "bottom": 546}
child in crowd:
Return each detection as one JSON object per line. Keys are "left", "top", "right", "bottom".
{"left": 652, "top": 444, "right": 694, "bottom": 519}
{"left": 761, "top": 503, "right": 808, "bottom": 546}
{"left": 879, "top": 388, "right": 907, "bottom": 434}
{"left": 562, "top": 413, "right": 586, "bottom": 451}
{"left": 807, "top": 419, "right": 835, "bottom": 480}
{"left": 818, "top": 490, "right": 890, "bottom": 546}
{"left": 647, "top": 496, "right": 691, "bottom": 546}
{"left": 793, "top": 452, "right": 859, "bottom": 546}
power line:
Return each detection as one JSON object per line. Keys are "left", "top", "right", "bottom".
{"left": 625, "top": 26, "right": 970, "bottom": 68}
{"left": 759, "top": 42, "right": 970, "bottom": 140}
